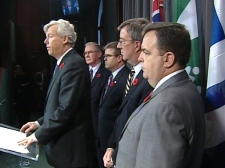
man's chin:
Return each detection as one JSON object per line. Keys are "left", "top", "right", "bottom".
{"left": 142, "top": 73, "right": 148, "bottom": 79}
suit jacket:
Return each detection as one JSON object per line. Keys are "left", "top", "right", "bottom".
{"left": 98, "top": 65, "right": 130, "bottom": 152}
{"left": 91, "top": 64, "right": 111, "bottom": 138}
{"left": 108, "top": 70, "right": 153, "bottom": 162}
{"left": 35, "top": 49, "right": 94, "bottom": 168}
{"left": 116, "top": 71, "right": 205, "bottom": 168}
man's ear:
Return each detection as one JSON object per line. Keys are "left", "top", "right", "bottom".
{"left": 163, "top": 52, "right": 175, "bottom": 68}
{"left": 63, "top": 36, "right": 69, "bottom": 44}
{"left": 97, "top": 51, "right": 103, "bottom": 58}
{"left": 134, "top": 41, "right": 142, "bottom": 53}
{"left": 117, "top": 54, "right": 123, "bottom": 62}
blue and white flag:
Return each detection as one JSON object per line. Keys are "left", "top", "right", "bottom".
{"left": 205, "top": 0, "right": 225, "bottom": 149}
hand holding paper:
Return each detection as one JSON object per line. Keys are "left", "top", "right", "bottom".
{"left": 18, "top": 135, "right": 35, "bottom": 149}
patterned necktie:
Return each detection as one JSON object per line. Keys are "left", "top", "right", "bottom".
{"left": 90, "top": 69, "right": 93, "bottom": 81}
{"left": 124, "top": 68, "right": 135, "bottom": 97}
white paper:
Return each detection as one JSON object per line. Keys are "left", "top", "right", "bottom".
{"left": 0, "top": 127, "right": 29, "bottom": 153}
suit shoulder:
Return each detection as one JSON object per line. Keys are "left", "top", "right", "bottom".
{"left": 64, "top": 50, "right": 85, "bottom": 64}
{"left": 98, "top": 64, "right": 111, "bottom": 76}
{"left": 123, "top": 65, "right": 131, "bottom": 73}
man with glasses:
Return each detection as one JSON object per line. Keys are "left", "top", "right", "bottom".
{"left": 84, "top": 42, "right": 110, "bottom": 168}
{"left": 103, "top": 18, "right": 153, "bottom": 167}
{"left": 97, "top": 41, "right": 130, "bottom": 168}
{"left": 116, "top": 22, "right": 205, "bottom": 168}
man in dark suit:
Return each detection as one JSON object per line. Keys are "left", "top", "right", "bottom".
{"left": 97, "top": 41, "right": 130, "bottom": 167}
{"left": 18, "top": 19, "right": 94, "bottom": 168}
{"left": 103, "top": 18, "right": 153, "bottom": 167}
{"left": 84, "top": 42, "right": 110, "bottom": 168}
{"left": 116, "top": 22, "right": 205, "bottom": 168}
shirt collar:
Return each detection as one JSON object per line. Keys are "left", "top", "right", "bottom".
{"left": 154, "top": 69, "right": 185, "bottom": 91}
{"left": 89, "top": 62, "right": 101, "bottom": 77}
{"left": 89, "top": 62, "right": 101, "bottom": 71}
{"left": 57, "top": 48, "right": 73, "bottom": 66}
{"left": 132, "top": 62, "right": 142, "bottom": 79}
{"left": 111, "top": 65, "right": 125, "bottom": 78}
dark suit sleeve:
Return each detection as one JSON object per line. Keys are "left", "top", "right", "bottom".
{"left": 37, "top": 117, "right": 44, "bottom": 125}
{"left": 107, "top": 126, "right": 116, "bottom": 148}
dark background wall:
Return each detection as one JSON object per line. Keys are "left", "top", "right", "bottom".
{"left": 14, "top": 0, "right": 121, "bottom": 75}
{"left": 0, "top": 0, "right": 121, "bottom": 124}
{"left": 15, "top": 0, "right": 51, "bottom": 76}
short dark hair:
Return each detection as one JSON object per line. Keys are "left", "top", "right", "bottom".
{"left": 142, "top": 22, "right": 191, "bottom": 68}
{"left": 104, "top": 41, "right": 121, "bottom": 56}
{"left": 117, "top": 18, "right": 149, "bottom": 42}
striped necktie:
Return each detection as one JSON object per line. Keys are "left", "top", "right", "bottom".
{"left": 124, "top": 68, "right": 135, "bottom": 97}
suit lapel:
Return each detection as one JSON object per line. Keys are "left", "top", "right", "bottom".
{"left": 99, "top": 66, "right": 127, "bottom": 106}
{"left": 153, "top": 70, "right": 190, "bottom": 96}
{"left": 45, "top": 51, "right": 73, "bottom": 101}
{"left": 126, "top": 72, "right": 144, "bottom": 96}
{"left": 118, "top": 71, "right": 144, "bottom": 111}
{"left": 100, "top": 81, "right": 109, "bottom": 105}
{"left": 46, "top": 66, "right": 60, "bottom": 101}
{"left": 119, "top": 71, "right": 190, "bottom": 140}
{"left": 91, "top": 64, "right": 104, "bottom": 87}
{"left": 100, "top": 77, "right": 120, "bottom": 106}
{"left": 119, "top": 102, "right": 146, "bottom": 140}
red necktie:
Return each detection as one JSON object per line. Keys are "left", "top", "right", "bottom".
{"left": 143, "top": 91, "right": 153, "bottom": 102}
{"left": 103, "top": 74, "right": 113, "bottom": 97}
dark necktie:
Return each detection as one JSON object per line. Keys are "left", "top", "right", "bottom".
{"left": 53, "top": 65, "right": 59, "bottom": 77}
{"left": 90, "top": 69, "right": 93, "bottom": 81}
{"left": 104, "top": 74, "right": 113, "bottom": 97}
{"left": 124, "top": 68, "right": 135, "bottom": 96}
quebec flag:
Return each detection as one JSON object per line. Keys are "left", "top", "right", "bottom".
{"left": 205, "top": 0, "right": 225, "bottom": 149}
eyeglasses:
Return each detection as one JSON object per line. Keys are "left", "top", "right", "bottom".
{"left": 83, "top": 51, "right": 99, "bottom": 56}
{"left": 104, "top": 54, "right": 118, "bottom": 59}
{"left": 118, "top": 39, "right": 134, "bottom": 45}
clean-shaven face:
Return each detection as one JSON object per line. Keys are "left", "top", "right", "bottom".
{"left": 138, "top": 31, "right": 166, "bottom": 87}
{"left": 84, "top": 45, "right": 101, "bottom": 67}
{"left": 117, "top": 26, "right": 136, "bottom": 65}
{"left": 44, "top": 24, "right": 64, "bottom": 59}
{"left": 104, "top": 48, "right": 119, "bottom": 72}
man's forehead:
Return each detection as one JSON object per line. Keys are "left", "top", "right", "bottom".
{"left": 85, "top": 45, "right": 97, "bottom": 50}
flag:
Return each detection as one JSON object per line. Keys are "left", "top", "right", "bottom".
{"left": 152, "top": 0, "right": 164, "bottom": 22}
{"left": 173, "top": 0, "right": 202, "bottom": 93}
{"left": 205, "top": 0, "right": 225, "bottom": 149}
